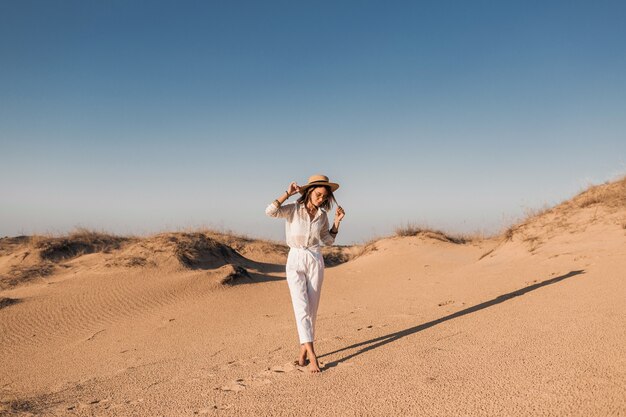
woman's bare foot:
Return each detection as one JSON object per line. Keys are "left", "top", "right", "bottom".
{"left": 302, "top": 342, "right": 321, "bottom": 373}
{"left": 295, "top": 345, "right": 308, "bottom": 367}
{"left": 308, "top": 354, "right": 321, "bottom": 373}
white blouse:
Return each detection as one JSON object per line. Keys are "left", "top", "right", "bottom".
{"left": 265, "top": 201, "right": 336, "bottom": 249}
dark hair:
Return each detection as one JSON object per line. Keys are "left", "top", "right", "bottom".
{"left": 297, "top": 185, "right": 336, "bottom": 211}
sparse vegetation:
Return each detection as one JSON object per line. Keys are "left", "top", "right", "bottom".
{"left": 503, "top": 225, "right": 517, "bottom": 241}
{"left": 105, "top": 256, "right": 155, "bottom": 268}
{"left": 215, "top": 264, "right": 252, "bottom": 285}
{"left": 1, "top": 263, "right": 56, "bottom": 290}
{"left": 0, "top": 396, "right": 46, "bottom": 415}
{"left": 322, "top": 246, "right": 352, "bottom": 266}
{"left": 395, "top": 223, "right": 473, "bottom": 244}
{"left": 2, "top": 177, "right": 624, "bottom": 289}
{"left": 523, "top": 235, "right": 542, "bottom": 252}
{"left": 354, "top": 238, "right": 379, "bottom": 258}
{"left": 0, "top": 297, "right": 20, "bottom": 309}
{"left": 0, "top": 236, "right": 30, "bottom": 256}
{"left": 32, "top": 228, "right": 132, "bottom": 261}
{"left": 171, "top": 233, "right": 238, "bottom": 269}
{"left": 573, "top": 176, "right": 626, "bottom": 209}
{"left": 1, "top": 229, "right": 137, "bottom": 288}
{"left": 478, "top": 248, "right": 496, "bottom": 260}
{"left": 500, "top": 176, "right": 626, "bottom": 246}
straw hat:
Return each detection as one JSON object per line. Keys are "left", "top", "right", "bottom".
{"left": 299, "top": 174, "right": 340, "bottom": 194}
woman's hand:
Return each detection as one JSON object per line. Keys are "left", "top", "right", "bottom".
{"left": 287, "top": 181, "right": 300, "bottom": 196}
{"left": 335, "top": 206, "right": 345, "bottom": 223}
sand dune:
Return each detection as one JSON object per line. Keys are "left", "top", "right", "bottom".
{"left": 1, "top": 178, "right": 625, "bottom": 416}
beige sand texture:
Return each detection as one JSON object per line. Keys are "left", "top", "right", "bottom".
{"left": 1, "top": 178, "right": 625, "bottom": 416}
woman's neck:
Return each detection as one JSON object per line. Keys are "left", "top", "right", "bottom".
{"left": 305, "top": 201, "right": 318, "bottom": 212}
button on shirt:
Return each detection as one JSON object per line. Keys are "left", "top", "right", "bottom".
{"left": 266, "top": 202, "right": 336, "bottom": 249}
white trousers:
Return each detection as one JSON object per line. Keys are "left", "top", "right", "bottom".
{"left": 286, "top": 247, "right": 324, "bottom": 344}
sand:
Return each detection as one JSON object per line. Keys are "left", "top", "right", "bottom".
{"left": 1, "top": 179, "right": 625, "bottom": 416}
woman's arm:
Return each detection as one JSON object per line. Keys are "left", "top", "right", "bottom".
{"left": 330, "top": 206, "right": 345, "bottom": 235}
{"left": 265, "top": 182, "right": 300, "bottom": 218}
{"left": 321, "top": 206, "right": 345, "bottom": 245}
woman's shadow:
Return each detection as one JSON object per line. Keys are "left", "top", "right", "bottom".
{"left": 320, "top": 269, "right": 585, "bottom": 368}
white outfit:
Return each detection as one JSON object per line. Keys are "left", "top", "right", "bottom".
{"left": 266, "top": 201, "right": 336, "bottom": 343}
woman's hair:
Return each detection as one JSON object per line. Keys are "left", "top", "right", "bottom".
{"left": 297, "top": 185, "right": 336, "bottom": 211}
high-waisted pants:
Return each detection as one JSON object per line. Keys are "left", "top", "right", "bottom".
{"left": 286, "top": 247, "right": 324, "bottom": 344}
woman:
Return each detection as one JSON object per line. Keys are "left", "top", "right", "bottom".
{"left": 265, "top": 174, "right": 345, "bottom": 373}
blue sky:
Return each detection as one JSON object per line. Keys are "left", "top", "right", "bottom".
{"left": 2, "top": 1, "right": 625, "bottom": 244}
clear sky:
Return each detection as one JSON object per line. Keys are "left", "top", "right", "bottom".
{"left": 2, "top": 1, "right": 625, "bottom": 244}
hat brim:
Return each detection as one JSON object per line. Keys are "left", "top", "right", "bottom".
{"left": 299, "top": 182, "right": 340, "bottom": 194}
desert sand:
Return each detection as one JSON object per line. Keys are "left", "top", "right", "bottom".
{"left": 1, "top": 178, "right": 625, "bottom": 416}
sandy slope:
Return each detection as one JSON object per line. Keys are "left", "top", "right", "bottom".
{"left": 1, "top": 181, "right": 625, "bottom": 416}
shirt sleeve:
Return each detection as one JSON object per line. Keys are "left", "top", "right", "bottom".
{"left": 319, "top": 212, "right": 336, "bottom": 246}
{"left": 265, "top": 201, "right": 296, "bottom": 219}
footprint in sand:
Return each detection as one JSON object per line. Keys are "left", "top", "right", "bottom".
{"left": 219, "top": 380, "right": 246, "bottom": 392}
{"left": 220, "top": 375, "right": 272, "bottom": 392}
{"left": 218, "top": 359, "right": 248, "bottom": 371}
{"left": 219, "top": 361, "right": 304, "bottom": 392}
{"left": 268, "top": 362, "right": 297, "bottom": 373}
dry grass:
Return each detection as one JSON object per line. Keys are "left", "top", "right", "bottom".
{"left": 572, "top": 176, "right": 626, "bottom": 209}
{"left": 178, "top": 226, "right": 284, "bottom": 248}
{"left": 395, "top": 223, "right": 475, "bottom": 244}
{"left": 0, "top": 395, "right": 48, "bottom": 416}
{"left": 353, "top": 238, "right": 379, "bottom": 258}
{"left": 0, "top": 236, "right": 30, "bottom": 256}
{"left": 478, "top": 247, "right": 496, "bottom": 260}
{"left": 105, "top": 256, "right": 155, "bottom": 269}
{"left": 169, "top": 232, "right": 239, "bottom": 269}
{"left": 523, "top": 204, "right": 551, "bottom": 220}
{"left": 503, "top": 225, "right": 516, "bottom": 241}
{"left": 524, "top": 235, "right": 542, "bottom": 252}
{"left": 189, "top": 227, "right": 253, "bottom": 244}
{"left": 0, "top": 297, "right": 21, "bottom": 310}
{"left": 502, "top": 204, "right": 551, "bottom": 242}
{"left": 500, "top": 176, "right": 626, "bottom": 243}
{"left": 322, "top": 246, "right": 353, "bottom": 266}
{"left": 1, "top": 263, "right": 56, "bottom": 290}
{"left": 0, "top": 228, "right": 263, "bottom": 289}
{"left": 31, "top": 228, "right": 132, "bottom": 262}
{"left": 214, "top": 264, "right": 252, "bottom": 285}
{"left": 159, "top": 227, "right": 288, "bottom": 260}
{"left": 0, "top": 228, "right": 134, "bottom": 289}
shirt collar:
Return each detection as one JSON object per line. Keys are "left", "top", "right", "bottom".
{"left": 297, "top": 202, "right": 324, "bottom": 220}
